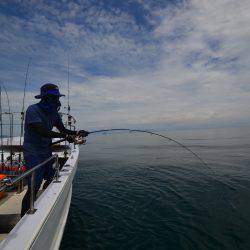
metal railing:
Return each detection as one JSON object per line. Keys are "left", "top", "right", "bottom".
{"left": 0, "top": 154, "right": 60, "bottom": 214}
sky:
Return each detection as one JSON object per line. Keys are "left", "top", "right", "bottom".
{"left": 0, "top": 0, "right": 250, "bottom": 131}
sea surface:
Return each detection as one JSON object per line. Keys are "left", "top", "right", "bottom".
{"left": 60, "top": 126, "right": 250, "bottom": 250}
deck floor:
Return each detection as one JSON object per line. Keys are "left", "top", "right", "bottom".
{"left": 0, "top": 189, "right": 26, "bottom": 236}
{"left": 0, "top": 189, "right": 27, "bottom": 215}
{"left": 0, "top": 184, "right": 45, "bottom": 241}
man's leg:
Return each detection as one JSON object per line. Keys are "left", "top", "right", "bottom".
{"left": 43, "top": 153, "right": 55, "bottom": 189}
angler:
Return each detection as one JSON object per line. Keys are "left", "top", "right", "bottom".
{"left": 21, "top": 83, "right": 89, "bottom": 216}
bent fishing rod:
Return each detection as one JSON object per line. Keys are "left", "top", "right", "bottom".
{"left": 53, "top": 128, "right": 236, "bottom": 204}
{"left": 52, "top": 128, "right": 208, "bottom": 168}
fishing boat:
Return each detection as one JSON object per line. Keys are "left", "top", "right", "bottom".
{"left": 0, "top": 138, "right": 81, "bottom": 249}
{"left": 0, "top": 111, "right": 83, "bottom": 249}
{"left": 0, "top": 58, "right": 88, "bottom": 249}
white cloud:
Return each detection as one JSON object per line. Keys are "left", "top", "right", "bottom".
{"left": 1, "top": 0, "right": 250, "bottom": 131}
{"left": 67, "top": 0, "right": 250, "bottom": 129}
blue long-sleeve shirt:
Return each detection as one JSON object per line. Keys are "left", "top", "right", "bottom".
{"left": 23, "top": 103, "right": 63, "bottom": 155}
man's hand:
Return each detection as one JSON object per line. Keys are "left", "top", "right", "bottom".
{"left": 78, "top": 130, "right": 90, "bottom": 137}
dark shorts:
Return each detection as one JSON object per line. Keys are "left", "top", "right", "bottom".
{"left": 24, "top": 152, "right": 55, "bottom": 188}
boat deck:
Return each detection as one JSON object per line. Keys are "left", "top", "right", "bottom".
{"left": 0, "top": 189, "right": 26, "bottom": 239}
{"left": 0, "top": 183, "right": 45, "bottom": 241}
{"left": 0, "top": 139, "right": 77, "bottom": 249}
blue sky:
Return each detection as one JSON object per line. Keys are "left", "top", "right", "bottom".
{"left": 0, "top": 0, "right": 250, "bottom": 130}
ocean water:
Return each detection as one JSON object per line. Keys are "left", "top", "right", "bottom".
{"left": 60, "top": 127, "right": 250, "bottom": 250}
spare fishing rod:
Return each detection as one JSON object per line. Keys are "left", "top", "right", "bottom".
{"left": 0, "top": 85, "right": 3, "bottom": 163}
{"left": 66, "top": 56, "right": 72, "bottom": 130}
{"left": 2, "top": 84, "right": 13, "bottom": 166}
{"left": 67, "top": 56, "right": 70, "bottom": 117}
{"left": 19, "top": 58, "right": 31, "bottom": 163}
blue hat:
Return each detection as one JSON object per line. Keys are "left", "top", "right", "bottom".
{"left": 35, "top": 83, "right": 65, "bottom": 99}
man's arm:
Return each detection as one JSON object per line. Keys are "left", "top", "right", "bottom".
{"left": 56, "top": 120, "right": 89, "bottom": 137}
{"left": 30, "top": 123, "right": 66, "bottom": 138}
{"left": 56, "top": 123, "right": 77, "bottom": 135}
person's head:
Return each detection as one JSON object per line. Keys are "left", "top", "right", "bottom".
{"left": 35, "top": 83, "right": 65, "bottom": 111}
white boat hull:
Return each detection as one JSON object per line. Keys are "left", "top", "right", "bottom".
{"left": 0, "top": 144, "right": 79, "bottom": 250}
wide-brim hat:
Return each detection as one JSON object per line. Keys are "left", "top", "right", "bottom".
{"left": 35, "top": 83, "right": 65, "bottom": 99}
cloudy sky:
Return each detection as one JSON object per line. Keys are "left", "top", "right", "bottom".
{"left": 0, "top": 0, "right": 250, "bottom": 131}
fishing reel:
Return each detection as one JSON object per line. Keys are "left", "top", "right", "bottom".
{"left": 71, "top": 134, "right": 86, "bottom": 145}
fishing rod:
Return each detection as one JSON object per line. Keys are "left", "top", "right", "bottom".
{"left": 2, "top": 84, "right": 13, "bottom": 166}
{"left": 19, "top": 58, "right": 31, "bottom": 162}
{"left": 0, "top": 85, "right": 3, "bottom": 163}
{"left": 66, "top": 56, "right": 72, "bottom": 131}
{"left": 67, "top": 56, "right": 70, "bottom": 117}
{"left": 53, "top": 128, "right": 236, "bottom": 205}
{"left": 52, "top": 128, "right": 208, "bottom": 168}
{"left": 90, "top": 129, "right": 208, "bottom": 167}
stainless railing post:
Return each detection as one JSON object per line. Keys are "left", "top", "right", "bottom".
{"left": 0, "top": 154, "right": 61, "bottom": 213}
{"left": 53, "top": 154, "right": 61, "bottom": 183}
{"left": 27, "top": 171, "right": 37, "bottom": 214}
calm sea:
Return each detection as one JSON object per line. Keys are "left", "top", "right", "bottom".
{"left": 60, "top": 127, "right": 250, "bottom": 250}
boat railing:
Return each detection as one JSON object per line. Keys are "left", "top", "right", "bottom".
{"left": 0, "top": 154, "right": 60, "bottom": 214}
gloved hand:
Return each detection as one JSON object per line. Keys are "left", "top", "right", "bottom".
{"left": 78, "top": 130, "right": 90, "bottom": 137}
{"left": 65, "top": 135, "right": 75, "bottom": 143}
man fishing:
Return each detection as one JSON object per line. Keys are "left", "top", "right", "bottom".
{"left": 21, "top": 83, "right": 89, "bottom": 216}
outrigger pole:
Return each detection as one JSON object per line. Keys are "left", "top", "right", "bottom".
{"left": 19, "top": 58, "right": 31, "bottom": 163}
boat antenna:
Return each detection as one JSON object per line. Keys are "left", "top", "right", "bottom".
{"left": 0, "top": 85, "right": 3, "bottom": 163}
{"left": 19, "top": 58, "right": 31, "bottom": 162}
{"left": 2, "top": 84, "right": 13, "bottom": 166}
{"left": 89, "top": 129, "right": 209, "bottom": 168}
